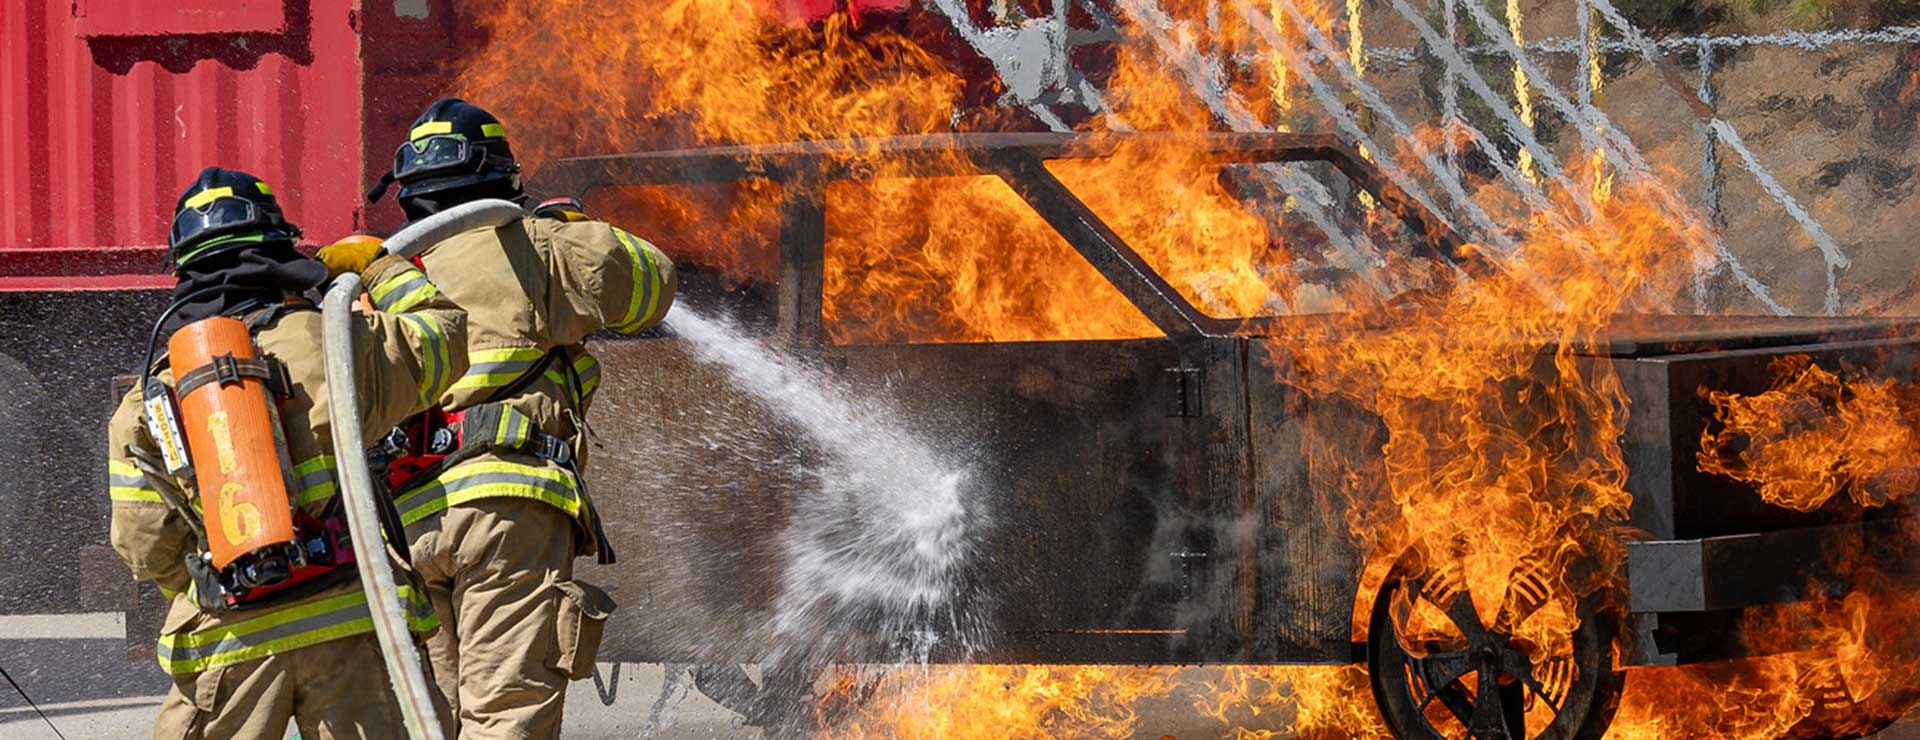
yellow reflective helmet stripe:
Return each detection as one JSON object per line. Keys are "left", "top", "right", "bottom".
{"left": 181, "top": 186, "right": 234, "bottom": 210}
{"left": 409, "top": 120, "right": 454, "bottom": 141}
{"left": 255, "top": 182, "right": 272, "bottom": 195}
{"left": 480, "top": 123, "right": 506, "bottom": 139}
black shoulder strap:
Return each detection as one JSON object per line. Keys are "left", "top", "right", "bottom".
{"left": 243, "top": 301, "right": 318, "bottom": 332}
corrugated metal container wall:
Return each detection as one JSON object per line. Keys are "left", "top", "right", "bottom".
{"left": 0, "top": 0, "right": 474, "bottom": 290}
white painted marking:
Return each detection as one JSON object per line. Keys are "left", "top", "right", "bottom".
{"left": 0, "top": 612, "right": 126, "bottom": 641}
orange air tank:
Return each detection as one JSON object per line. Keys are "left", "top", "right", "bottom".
{"left": 169, "top": 316, "right": 298, "bottom": 571}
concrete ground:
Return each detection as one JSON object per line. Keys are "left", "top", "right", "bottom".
{"left": 3, "top": 612, "right": 1916, "bottom": 739}
{"left": 0, "top": 612, "right": 759, "bottom": 740}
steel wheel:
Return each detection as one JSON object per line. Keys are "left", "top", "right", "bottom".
{"left": 1369, "top": 555, "right": 1622, "bottom": 740}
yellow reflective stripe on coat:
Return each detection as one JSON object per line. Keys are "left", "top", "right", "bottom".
{"left": 448, "top": 346, "right": 547, "bottom": 395}
{"left": 368, "top": 266, "right": 438, "bottom": 313}
{"left": 293, "top": 455, "right": 336, "bottom": 506}
{"left": 155, "top": 585, "right": 437, "bottom": 675}
{"left": 108, "top": 459, "right": 162, "bottom": 504}
{"left": 495, "top": 408, "right": 531, "bottom": 449}
{"left": 610, "top": 228, "right": 666, "bottom": 333}
{"left": 541, "top": 350, "right": 601, "bottom": 405}
{"left": 396, "top": 312, "right": 454, "bottom": 404}
{"left": 392, "top": 459, "right": 581, "bottom": 527}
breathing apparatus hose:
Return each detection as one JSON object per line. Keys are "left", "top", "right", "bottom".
{"left": 318, "top": 199, "right": 523, "bottom": 740}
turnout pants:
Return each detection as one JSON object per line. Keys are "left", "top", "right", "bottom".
{"left": 151, "top": 632, "right": 426, "bottom": 740}
{"left": 412, "top": 497, "right": 586, "bottom": 740}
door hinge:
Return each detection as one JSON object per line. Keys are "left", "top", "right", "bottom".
{"left": 1166, "top": 366, "right": 1203, "bottom": 417}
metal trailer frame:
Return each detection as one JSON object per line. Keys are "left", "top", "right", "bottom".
{"left": 529, "top": 132, "right": 1916, "bottom": 737}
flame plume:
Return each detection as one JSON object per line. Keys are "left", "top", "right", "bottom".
{"left": 450, "top": 0, "right": 1918, "bottom": 735}
{"left": 1699, "top": 354, "right": 1920, "bottom": 512}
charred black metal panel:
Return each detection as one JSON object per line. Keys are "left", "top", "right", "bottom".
{"left": 571, "top": 338, "right": 799, "bottom": 663}
{"left": 820, "top": 337, "right": 1255, "bottom": 663}
{"left": 1612, "top": 335, "right": 1920, "bottom": 540}
{"left": 578, "top": 334, "right": 1271, "bottom": 665}
{"left": 1244, "top": 340, "right": 1371, "bottom": 663}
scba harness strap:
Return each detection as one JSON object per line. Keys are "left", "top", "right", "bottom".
{"left": 373, "top": 346, "right": 618, "bottom": 564}
{"left": 173, "top": 354, "right": 292, "bottom": 399}
{"left": 372, "top": 402, "right": 578, "bottom": 493}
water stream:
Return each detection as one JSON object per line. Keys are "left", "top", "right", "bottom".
{"left": 661, "top": 306, "right": 981, "bottom": 660}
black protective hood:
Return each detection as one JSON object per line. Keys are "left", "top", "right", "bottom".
{"left": 162, "top": 240, "right": 329, "bottom": 335}
{"left": 398, "top": 177, "right": 527, "bottom": 224}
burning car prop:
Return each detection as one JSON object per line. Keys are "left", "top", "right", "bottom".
{"left": 534, "top": 131, "right": 1920, "bottom": 739}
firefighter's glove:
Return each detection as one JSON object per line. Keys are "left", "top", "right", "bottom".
{"left": 317, "top": 235, "right": 386, "bottom": 280}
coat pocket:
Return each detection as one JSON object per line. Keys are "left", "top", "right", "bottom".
{"left": 549, "top": 579, "right": 616, "bottom": 680}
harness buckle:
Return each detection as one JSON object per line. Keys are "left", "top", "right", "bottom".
{"left": 211, "top": 354, "right": 243, "bottom": 386}
{"left": 535, "top": 433, "right": 573, "bottom": 466}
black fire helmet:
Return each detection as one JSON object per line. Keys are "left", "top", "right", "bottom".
{"left": 168, "top": 167, "right": 303, "bottom": 273}
{"left": 369, "top": 98, "right": 523, "bottom": 211}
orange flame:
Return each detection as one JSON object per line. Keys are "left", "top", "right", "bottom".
{"left": 822, "top": 664, "right": 1387, "bottom": 738}
{"left": 1608, "top": 576, "right": 1920, "bottom": 739}
{"left": 1698, "top": 354, "right": 1920, "bottom": 512}
{"left": 1287, "top": 171, "right": 1706, "bottom": 633}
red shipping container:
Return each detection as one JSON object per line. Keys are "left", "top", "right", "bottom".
{"left": 0, "top": 0, "right": 473, "bottom": 291}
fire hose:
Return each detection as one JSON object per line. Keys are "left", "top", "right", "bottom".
{"left": 321, "top": 199, "right": 524, "bottom": 740}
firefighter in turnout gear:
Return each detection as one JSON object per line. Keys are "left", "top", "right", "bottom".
{"left": 348, "top": 98, "right": 676, "bottom": 738}
{"left": 109, "top": 167, "right": 468, "bottom": 739}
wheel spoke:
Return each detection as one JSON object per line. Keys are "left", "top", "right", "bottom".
{"left": 1500, "top": 679, "right": 1528, "bottom": 738}
{"left": 1467, "top": 672, "right": 1507, "bottom": 738}
{"left": 1436, "top": 679, "right": 1478, "bottom": 726}
{"left": 1443, "top": 593, "right": 1491, "bottom": 643}
{"left": 1502, "top": 650, "right": 1566, "bottom": 714}
{"left": 1416, "top": 650, "right": 1475, "bottom": 691}
{"left": 1465, "top": 650, "right": 1524, "bottom": 739}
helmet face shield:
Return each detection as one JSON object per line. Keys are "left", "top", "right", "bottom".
{"left": 170, "top": 197, "right": 264, "bottom": 252}
{"left": 393, "top": 135, "right": 480, "bottom": 182}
